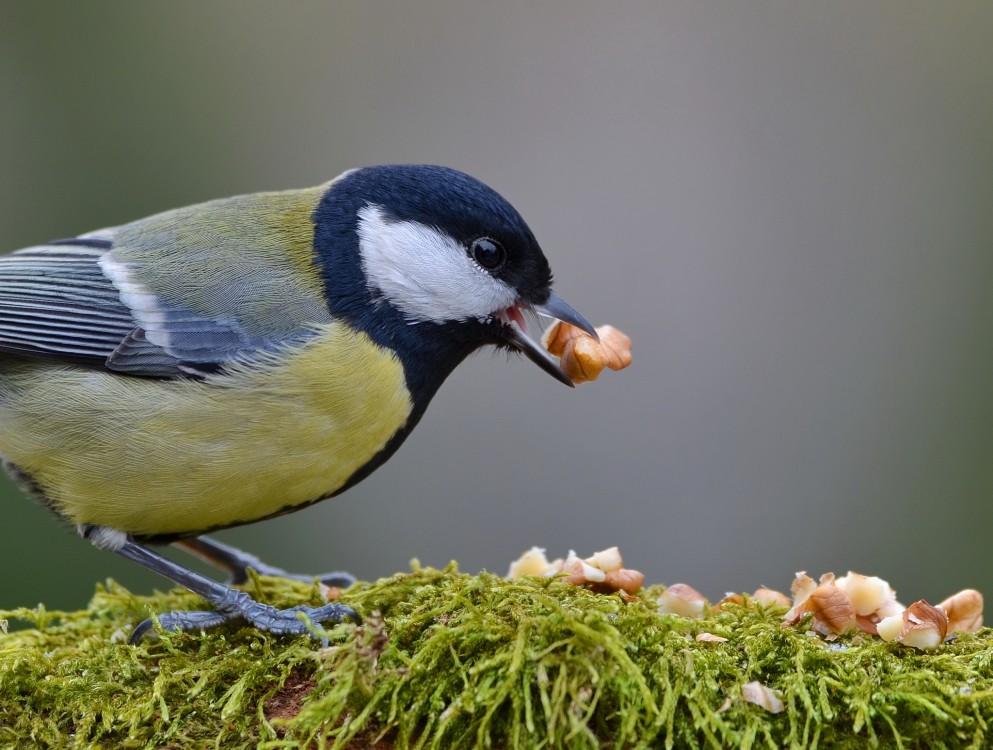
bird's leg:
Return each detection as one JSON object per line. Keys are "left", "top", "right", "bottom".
{"left": 172, "top": 535, "right": 356, "bottom": 587}
{"left": 81, "top": 527, "right": 358, "bottom": 644}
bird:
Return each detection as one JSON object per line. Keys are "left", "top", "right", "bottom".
{"left": 0, "top": 164, "right": 597, "bottom": 643}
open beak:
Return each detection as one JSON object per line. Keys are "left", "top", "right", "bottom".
{"left": 499, "top": 291, "right": 598, "bottom": 387}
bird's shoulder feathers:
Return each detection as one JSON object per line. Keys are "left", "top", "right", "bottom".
{"left": 0, "top": 185, "right": 334, "bottom": 377}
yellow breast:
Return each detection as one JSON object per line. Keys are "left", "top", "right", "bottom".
{"left": 0, "top": 324, "right": 412, "bottom": 537}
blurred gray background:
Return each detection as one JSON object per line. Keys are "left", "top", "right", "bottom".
{"left": 1, "top": 2, "right": 991, "bottom": 613}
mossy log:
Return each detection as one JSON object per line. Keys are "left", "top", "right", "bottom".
{"left": 1, "top": 564, "right": 991, "bottom": 748}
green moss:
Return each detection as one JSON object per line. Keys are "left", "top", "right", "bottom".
{"left": 1, "top": 564, "right": 991, "bottom": 748}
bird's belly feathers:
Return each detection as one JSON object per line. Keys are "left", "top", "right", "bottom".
{"left": 0, "top": 324, "right": 412, "bottom": 537}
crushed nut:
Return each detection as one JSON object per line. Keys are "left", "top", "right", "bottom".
{"left": 601, "top": 568, "right": 645, "bottom": 595}
{"left": 585, "top": 546, "right": 623, "bottom": 573}
{"left": 507, "top": 551, "right": 981, "bottom": 651}
{"left": 507, "top": 546, "right": 643, "bottom": 595}
{"left": 542, "top": 322, "right": 632, "bottom": 384}
{"left": 790, "top": 571, "right": 818, "bottom": 607}
{"left": 751, "top": 588, "right": 791, "bottom": 609}
{"left": 876, "top": 612, "right": 905, "bottom": 642}
{"left": 658, "top": 583, "right": 708, "bottom": 619}
{"left": 713, "top": 593, "right": 745, "bottom": 612}
{"left": 781, "top": 570, "right": 982, "bottom": 649}
{"left": 878, "top": 600, "right": 949, "bottom": 649}
{"left": 507, "top": 547, "right": 554, "bottom": 579}
{"left": 695, "top": 632, "right": 729, "bottom": 643}
{"left": 938, "top": 589, "right": 983, "bottom": 634}
{"left": 564, "top": 552, "right": 607, "bottom": 585}
{"left": 741, "top": 681, "right": 785, "bottom": 714}
{"left": 835, "top": 572, "right": 894, "bottom": 617}
{"left": 785, "top": 581, "right": 856, "bottom": 636}
{"left": 874, "top": 598, "right": 906, "bottom": 620}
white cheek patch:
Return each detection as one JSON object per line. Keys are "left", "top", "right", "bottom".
{"left": 356, "top": 204, "right": 518, "bottom": 324}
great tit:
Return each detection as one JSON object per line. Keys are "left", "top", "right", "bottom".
{"left": 0, "top": 165, "right": 596, "bottom": 642}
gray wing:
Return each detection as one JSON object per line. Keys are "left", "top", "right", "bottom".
{"left": 0, "top": 238, "right": 194, "bottom": 376}
{"left": 0, "top": 186, "right": 334, "bottom": 378}
{"left": 0, "top": 238, "right": 148, "bottom": 364}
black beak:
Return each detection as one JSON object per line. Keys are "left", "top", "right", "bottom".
{"left": 504, "top": 292, "right": 598, "bottom": 388}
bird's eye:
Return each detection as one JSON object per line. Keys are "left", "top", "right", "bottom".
{"left": 469, "top": 237, "right": 506, "bottom": 272}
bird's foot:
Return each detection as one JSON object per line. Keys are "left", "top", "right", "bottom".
{"left": 235, "top": 558, "right": 357, "bottom": 589}
{"left": 174, "top": 536, "right": 356, "bottom": 587}
{"left": 129, "top": 588, "right": 359, "bottom": 644}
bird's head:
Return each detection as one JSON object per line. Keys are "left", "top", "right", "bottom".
{"left": 314, "top": 165, "right": 596, "bottom": 387}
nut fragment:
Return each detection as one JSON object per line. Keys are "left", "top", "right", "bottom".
{"left": 876, "top": 613, "right": 905, "bottom": 642}
{"left": 741, "top": 681, "right": 785, "bottom": 714}
{"left": 902, "top": 601, "right": 949, "bottom": 649}
{"left": 601, "top": 568, "right": 645, "bottom": 595}
{"left": 585, "top": 546, "right": 623, "bottom": 573}
{"left": 541, "top": 321, "right": 587, "bottom": 357}
{"left": 715, "top": 589, "right": 790, "bottom": 612}
{"left": 563, "top": 551, "right": 607, "bottom": 584}
{"left": 877, "top": 600, "right": 949, "bottom": 649}
{"left": 713, "top": 593, "right": 745, "bottom": 612}
{"left": 751, "top": 588, "right": 791, "bottom": 609}
{"left": 695, "top": 632, "right": 729, "bottom": 643}
{"left": 658, "top": 583, "right": 707, "bottom": 619}
{"left": 938, "top": 589, "right": 983, "bottom": 634}
{"left": 874, "top": 598, "right": 906, "bottom": 620}
{"left": 835, "top": 572, "right": 894, "bottom": 617}
{"left": 785, "top": 582, "right": 856, "bottom": 635}
{"left": 790, "top": 572, "right": 818, "bottom": 607}
{"left": 542, "top": 322, "right": 632, "bottom": 384}
{"left": 507, "top": 547, "right": 553, "bottom": 579}
{"left": 509, "top": 546, "right": 644, "bottom": 595}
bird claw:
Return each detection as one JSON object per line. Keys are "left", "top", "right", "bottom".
{"left": 130, "top": 600, "right": 359, "bottom": 644}
{"left": 247, "top": 567, "right": 356, "bottom": 589}
{"left": 315, "top": 571, "right": 357, "bottom": 588}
